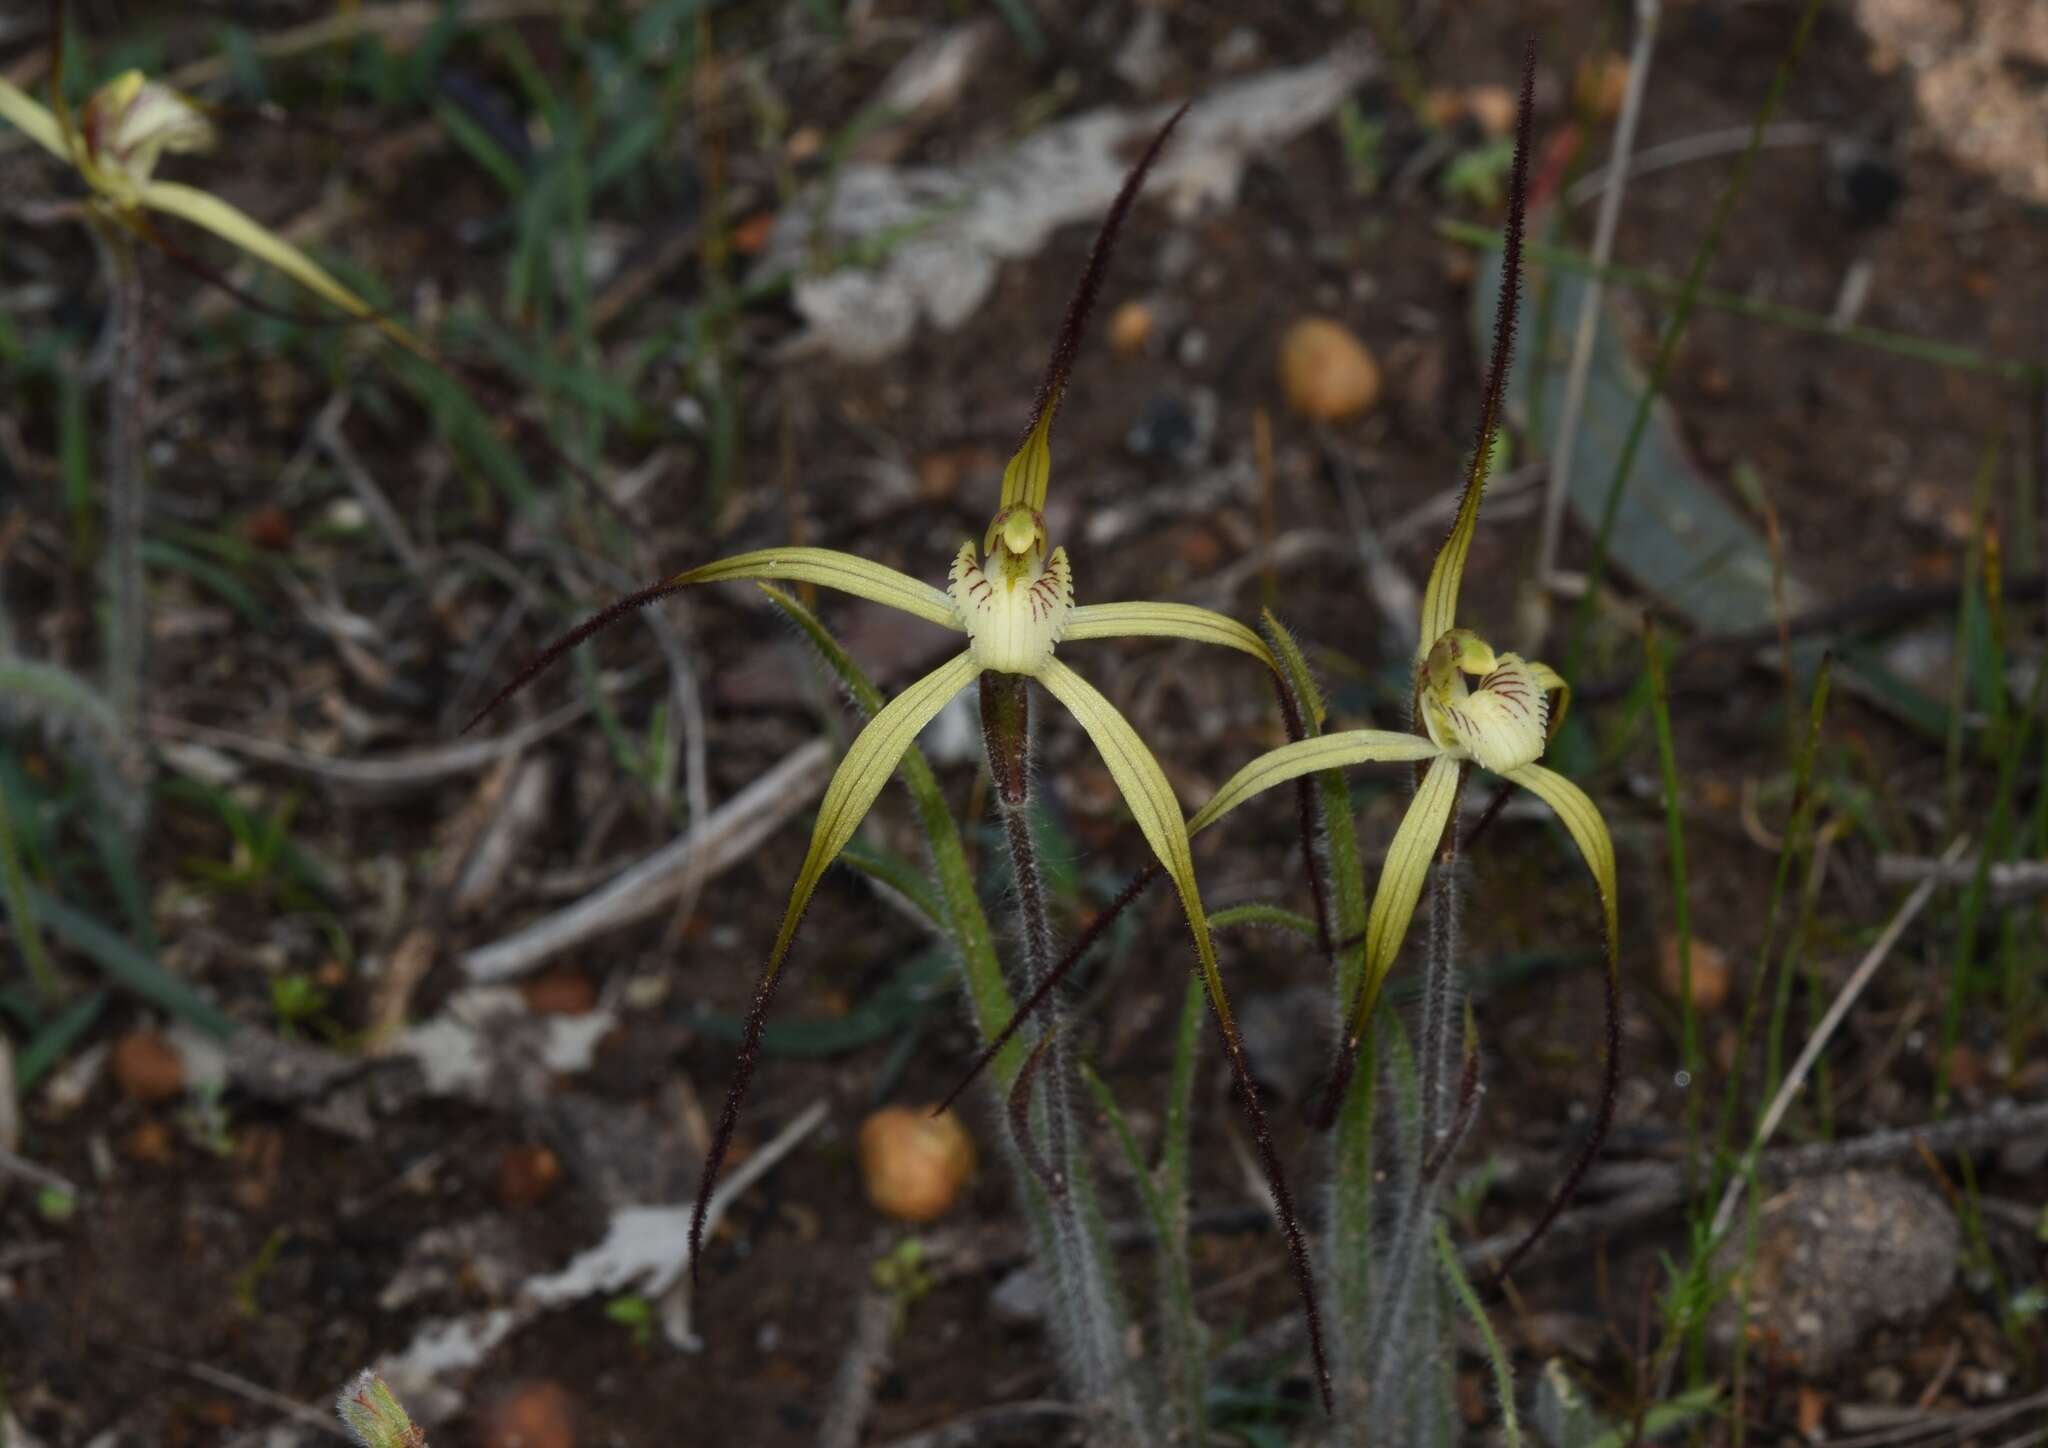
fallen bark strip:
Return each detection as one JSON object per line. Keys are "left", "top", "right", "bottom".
{"left": 461, "top": 737, "right": 833, "bottom": 982}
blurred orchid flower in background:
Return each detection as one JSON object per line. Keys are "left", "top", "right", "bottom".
{"left": 0, "top": 63, "right": 419, "bottom": 351}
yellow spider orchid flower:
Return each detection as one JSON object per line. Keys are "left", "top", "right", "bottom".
{"left": 0, "top": 61, "right": 419, "bottom": 352}
{"left": 467, "top": 104, "right": 1335, "bottom": 1404}
{"left": 1180, "top": 63, "right": 1618, "bottom": 1284}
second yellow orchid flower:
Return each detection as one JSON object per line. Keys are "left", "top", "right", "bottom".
{"left": 1180, "top": 58, "right": 1619, "bottom": 1285}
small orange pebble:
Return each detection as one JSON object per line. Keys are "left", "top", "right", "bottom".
{"left": 243, "top": 504, "right": 292, "bottom": 550}
{"left": 477, "top": 1380, "right": 575, "bottom": 1448}
{"left": 1658, "top": 934, "right": 1731, "bottom": 1014}
{"left": 520, "top": 969, "right": 596, "bottom": 1016}
{"left": 498, "top": 1144, "right": 563, "bottom": 1209}
{"left": 1574, "top": 52, "right": 1631, "bottom": 123}
{"left": 125, "top": 1119, "right": 176, "bottom": 1164}
{"left": 1465, "top": 84, "right": 1518, "bottom": 138}
{"left": 859, "top": 1106, "right": 975, "bottom": 1223}
{"left": 112, "top": 1029, "right": 185, "bottom": 1103}
{"left": 1279, "top": 317, "right": 1381, "bottom": 423}
{"left": 1108, "top": 300, "right": 1154, "bottom": 356}
{"left": 731, "top": 211, "right": 777, "bottom": 257}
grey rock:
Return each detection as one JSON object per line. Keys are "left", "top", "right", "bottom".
{"left": 1709, "top": 1170, "right": 1959, "bottom": 1373}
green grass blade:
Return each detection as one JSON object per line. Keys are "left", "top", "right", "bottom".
{"left": 839, "top": 840, "right": 948, "bottom": 928}
{"left": 1084, "top": 1058, "right": 1206, "bottom": 1441}
{"left": 1436, "top": 1219, "right": 1521, "bottom": 1447}
{"left": 1936, "top": 662, "right": 2046, "bottom": 1109}
{"left": 1566, "top": 0, "right": 1828, "bottom": 675}
{"left": 0, "top": 780, "right": 57, "bottom": 1000}
{"left": 1437, "top": 220, "right": 2037, "bottom": 388}
{"left": 1714, "top": 657, "right": 1829, "bottom": 1186}
{"left": 14, "top": 990, "right": 107, "bottom": 1093}
{"left": 1644, "top": 627, "right": 1699, "bottom": 1157}
{"left": 1759, "top": 661, "right": 1832, "bottom": 1121}
{"left": 28, "top": 888, "right": 237, "bottom": 1038}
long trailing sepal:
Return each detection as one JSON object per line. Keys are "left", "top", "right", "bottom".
{"left": 1063, "top": 601, "right": 1276, "bottom": 667}
{"left": 999, "top": 101, "right": 1191, "bottom": 515}
{"left": 1484, "top": 763, "right": 1620, "bottom": 1286}
{"left": 463, "top": 548, "right": 962, "bottom": 734}
{"left": 682, "top": 548, "right": 960, "bottom": 629}
{"left": 1034, "top": 658, "right": 1333, "bottom": 1412}
{"left": 689, "top": 652, "right": 981, "bottom": 1278}
{"left": 1188, "top": 731, "right": 1441, "bottom": 838}
{"left": 1319, "top": 753, "right": 1463, "bottom": 1124}
{"left": 1414, "top": 40, "right": 1534, "bottom": 662}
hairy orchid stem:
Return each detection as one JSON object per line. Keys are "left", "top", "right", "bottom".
{"left": 984, "top": 675, "right": 1146, "bottom": 1429}
{"left": 1270, "top": 666, "right": 1339, "bottom": 962}
{"left": 1416, "top": 783, "right": 1465, "bottom": 1149}
{"left": 987, "top": 676, "right": 1075, "bottom": 1194}
{"left": 101, "top": 231, "right": 149, "bottom": 747}
{"left": 934, "top": 859, "right": 1163, "bottom": 1117}
{"left": 941, "top": 657, "right": 1322, "bottom": 1118}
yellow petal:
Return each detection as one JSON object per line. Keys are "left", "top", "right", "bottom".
{"left": 136, "top": 180, "right": 425, "bottom": 356}
{"left": 1500, "top": 763, "right": 1618, "bottom": 966}
{"left": 672, "top": 547, "right": 962, "bottom": 630}
{"left": 1063, "top": 602, "right": 1276, "bottom": 669}
{"left": 1188, "top": 730, "right": 1441, "bottom": 838}
{"left": 1417, "top": 473, "right": 1484, "bottom": 666}
{"left": 1037, "top": 653, "right": 1330, "bottom": 1404}
{"left": 761, "top": 652, "right": 981, "bottom": 975}
{"left": 998, "top": 412, "right": 1053, "bottom": 513}
{"left": 1036, "top": 657, "right": 1243, "bottom": 1043}
{"left": 0, "top": 77, "right": 70, "bottom": 164}
{"left": 1350, "top": 753, "right": 1462, "bottom": 1038}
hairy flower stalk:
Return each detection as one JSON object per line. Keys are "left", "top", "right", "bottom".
{"left": 984, "top": 676, "right": 1148, "bottom": 1432}
{"left": 101, "top": 233, "right": 150, "bottom": 746}
{"left": 468, "top": 100, "right": 1335, "bottom": 1409}
{"left": 1363, "top": 843, "right": 1484, "bottom": 1429}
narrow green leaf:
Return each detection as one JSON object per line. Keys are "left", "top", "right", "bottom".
{"left": 1437, "top": 1220, "right": 1522, "bottom": 1447}
{"left": 29, "top": 888, "right": 236, "bottom": 1038}
{"left": 1645, "top": 628, "right": 1699, "bottom": 1152}
{"left": 839, "top": 841, "right": 946, "bottom": 929}
{"left": 1084, "top": 1059, "right": 1205, "bottom": 1439}
{"left": 15, "top": 991, "right": 107, "bottom": 1093}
